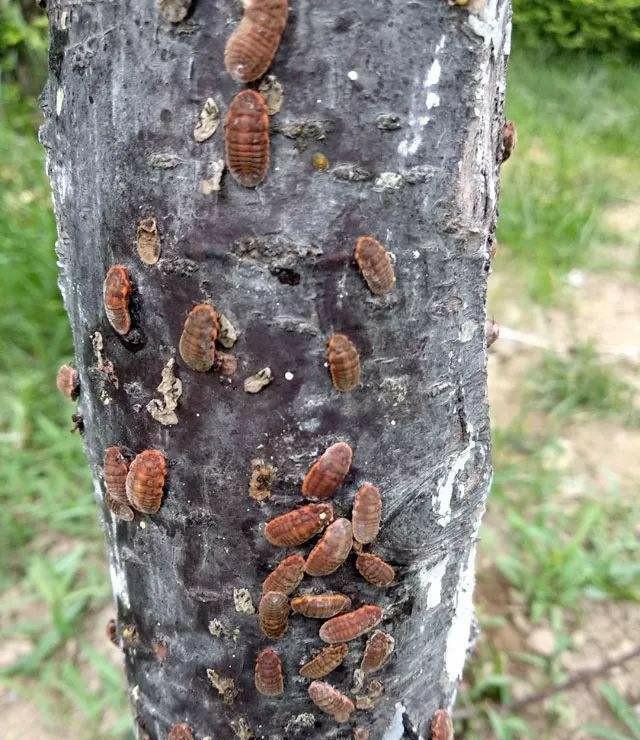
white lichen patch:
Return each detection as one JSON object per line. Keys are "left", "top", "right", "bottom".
{"left": 460, "top": 319, "right": 478, "bottom": 342}
{"left": 146, "top": 357, "right": 182, "bottom": 426}
{"left": 194, "top": 98, "right": 220, "bottom": 142}
{"left": 206, "top": 668, "right": 238, "bottom": 704}
{"left": 209, "top": 617, "right": 240, "bottom": 643}
{"left": 433, "top": 430, "right": 476, "bottom": 527}
{"left": 56, "top": 87, "right": 64, "bottom": 116}
{"left": 200, "top": 159, "right": 225, "bottom": 195}
{"left": 373, "top": 172, "right": 403, "bottom": 192}
{"left": 445, "top": 541, "right": 477, "bottom": 684}
{"left": 230, "top": 717, "right": 254, "bottom": 739}
{"left": 233, "top": 587, "right": 255, "bottom": 614}
{"left": 422, "top": 554, "right": 450, "bottom": 609}
{"left": 244, "top": 367, "right": 272, "bottom": 394}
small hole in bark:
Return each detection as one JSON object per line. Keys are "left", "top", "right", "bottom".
{"left": 160, "top": 108, "right": 172, "bottom": 123}
{"left": 270, "top": 267, "right": 300, "bottom": 286}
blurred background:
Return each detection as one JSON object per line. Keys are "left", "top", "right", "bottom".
{"left": 0, "top": 1, "right": 639, "bottom": 737}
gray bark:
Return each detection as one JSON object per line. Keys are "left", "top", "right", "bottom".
{"left": 40, "top": 0, "right": 511, "bottom": 738}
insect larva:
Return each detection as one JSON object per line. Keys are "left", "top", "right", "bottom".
{"left": 125, "top": 449, "right": 167, "bottom": 515}
{"left": 301, "top": 442, "right": 352, "bottom": 500}
{"left": 319, "top": 605, "right": 383, "bottom": 644}
{"left": 259, "top": 590, "right": 290, "bottom": 639}
{"left": 255, "top": 647, "right": 284, "bottom": 696}
{"left": 264, "top": 504, "right": 334, "bottom": 547}
{"left": 225, "top": 90, "right": 270, "bottom": 188}
{"left": 356, "top": 553, "right": 395, "bottom": 587}
{"left": 167, "top": 724, "right": 194, "bottom": 740}
{"left": 354, "top": 236, "right": 396, "bottom": 295}
{"left": 360, "top": 630, "right": 394, "bottom": 674}
{"left": 103, "top": 265, "right": 132, "bottom": 335}
{"left": 431, "top": 709, "right": 454, "bottom": 740}
{"left": 262, "top": 554, "right": 305, "bottom": 595}
{"left": 224, "top": 0, "right": 288, "bottom": 83}
{"left": 103, "top": 446, "right": 134, "bottom": 521}
{"left": 136, "top": 217, "right": 161, "bottom": 265}
{"left": 304, "top": 518, "right": 353, "bottom": 577}
{"left": 485, "top": 318, "right": 500, "bottom": 348}
{"left": 307, "top": 681, "right": 355, "bottom": 723}
{"left": 299, "top": 643, "right": 348, "bottom": 679}
{"left": 352, "top": 483, "right": 382, "bottom": 545}
{"left": 501, "top": 120, "right": 517, "bottom": 162}
{"left": 291, "top": 593, "right": 352, "bottom": 619}
{"left": 179, "top": 303, "right": 220, "bottom": 372}
{"left": 56, "top": 364, "right": 79, "bottom": 400}
{"left": 326, "top": 334, "right": 360, "bottom": 392}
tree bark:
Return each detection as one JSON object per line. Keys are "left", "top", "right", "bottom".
{"left": 40, "top": 0, "right": 511, "bottom": 738}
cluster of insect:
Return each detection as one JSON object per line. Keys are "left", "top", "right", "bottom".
{"left": 255, "top": 440, "right": 394, "bottom": 726}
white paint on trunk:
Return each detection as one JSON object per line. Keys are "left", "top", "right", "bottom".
{"left": 382, "top": 702, "right": 407, "bottom": 740}
{"left": 422, "top": 554, "right": 450, "bottom": 609}
{"left": 445, "top": 537, "right": 478, "bottom": 684}
{"left": 433, "top": 428, "right": 476, "bottom": 527}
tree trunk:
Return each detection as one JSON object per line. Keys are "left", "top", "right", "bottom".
{"left": 41, "top": 0, "right": 511, "bottom": 737}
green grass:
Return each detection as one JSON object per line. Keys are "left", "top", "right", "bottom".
{"left": 500, "top": 52, "right": 640, "bottom": 302}
{"left": 528, "top": 343, "right": 638, "bottom": 422}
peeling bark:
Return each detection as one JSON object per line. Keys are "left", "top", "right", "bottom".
{"left": 41, "top": 0, "right": 511, "bottom": 737}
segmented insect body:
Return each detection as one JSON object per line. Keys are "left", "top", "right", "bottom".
{"left": 103, "top": 265, "right": 132, "bottom": 335}
{"left": 106, "top": 618, "right": 118, "bottom": 646}
{"left": 308, "top": 681, "right": 355, "bottom": 723}
{"left": 354, "top": 236, "right": 396, "bottom": 295}
{"left": 262, "top": 554, "right": 305, "bottom": 595}
{"left": 224, "top": 0, "right": 288, "bottom": 83}
{"left": 255, "top": 648, "right": 284, "bottom": 696}
{"left": 319, "top": 605, "right": 383, "bottom": 644}
{"left": 299, "top": 643, "right": 348, "bottom": 679}
{"left": 179, "top": 303, "right": 220, "bottom": 372}
{"left": 259, "top": 591, "right": 290, "bottom": 638}
{"left": 301, "top": 442, "right": 352, "bottom": 500}
{"left": 290, "top": 593, "right": 352, "bottom": 619}
{"left": 431, "top": 709, "right": 454, "bottom": 740}
{"left": 136, "top": 217, "right": 161, "bottom": 265}
{"left": 103, "top": 446, "right": 134, "bottom": 521}
{"left": 56, "top": 364, "right": 79, "bottom": 400}
{"left": 225, "top": 90, "right": 270, "bottom": 187}
{"left": 352, "top": 483, "right": 382, "bottom": 545}
{"left": 304, "top": 518, "right": 353, "bottom": 576}
{"left": 361, "top": 630, "right": 394, "bottom": 674}
{"left": 125, "top": 449, "right": 167, "bottom": 514}
{"left": 167, "top": 724, "right": 194, "bottom": 740}
{"left": 501, "top": 120, "right": 517, "bottom": 162}
{"left": 326, "top": 334, "right": 360, "bottom": 391}
{"left": 264, "top": 504, "right": 334, "bottom": 547}
{"left": 356, "top": 553, "right": 395, "bottom": 587}
{"left": 485, "top": 318, "right": 500, "bottom": 348}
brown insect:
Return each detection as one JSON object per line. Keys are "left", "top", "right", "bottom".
{"left": 103, "top": 265, "right": 132, "bottom": 335}
{"left": 431, "top": 709, "right": 454, "bottom": 740}
{"left": 103, "top": 446, "right": 134, "bottom": 521}
{"left": 224, "top": 0, "right": 288, "bottom": 83}
{"left": 225, "top": 89, "right": 270, "bottom": 188}
{"left": 299, "top": 643, "right": 348, "bottom": 679}
{"left": 301, "top": 442, "right": 352, "bottom": 500}
{"left": 167, "top": 724, "right": 194, "bottom": 740}
{"left": 352, "top": 483, "right": 382, "bottom": 545}
{"left": 259, "top": 590, "right": 290, "bottom": 639}
{"left": 215, "top": 351, "right": 238, "bottom": 376}
{"left": 255, "top": 647, "right": 284, "bottom": 696}
{"left": 356, "top": 553, "right": 395, "bottom": 587}
{"left": 326, "top": 334, "right": 360, "bottom": 391}
{"left": 305, "top": 518, "right": 353, "bottom": 577}
{"left": 307, "top": 681, "right": 355, "bottom": 723}
{"left": 353, "top": 729, "right": 370, "bottom": 740}
{"left": 106, "top": 618, "right": 118, "bottom": 646}
{"left": 249, "top": 459, "right": 276, "bottom": 501}
{"left": 136, "top": 217, "right": 161, "bottom": 265}
{"left": 361, "top": 630, "right": 394, "bottom": 674}
{"left": 319, "top": 605, "right": 383, "bottom": 644}
{"left": 264, "top": 503, "right": 334, "bottom": 547}
{"left": 262, "top": 554, "right": 305, "bottom": 595}
{"left": 179, "top": 303, "right": 220, "bottom": 372}
{"left": 485, "top": 317, "right": 500, "bottom": 348}
{"left": 125, "top": 449, "right": 167, "bottom": 515}
{"left": 56, "top": 364, "right": 79, "bottom": 400}
{"left": 291, "top": 593, "right": 352, "bottom": 619}
{"left": 501, "top": 120, "right": 517, "bottom": 162}
{"left": 354, "top": 236, "right": 396, "bottom": 295}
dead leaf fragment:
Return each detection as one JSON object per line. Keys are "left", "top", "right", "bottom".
{"left": 194, "top": 98, "right": 220, "bottom": 143}
{"left": 146, "top": 358, "right": 182, "bottom": 426}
